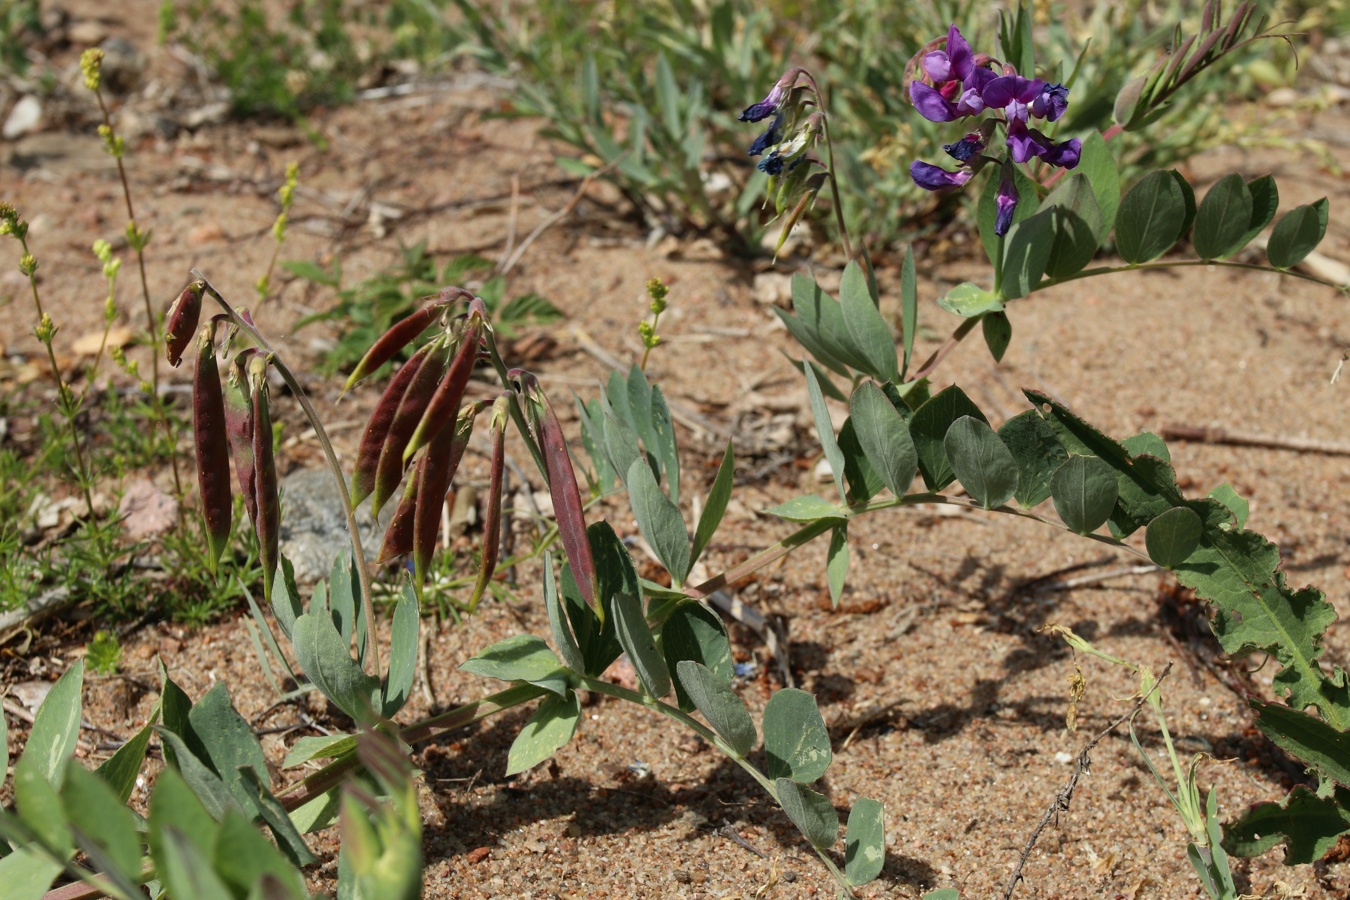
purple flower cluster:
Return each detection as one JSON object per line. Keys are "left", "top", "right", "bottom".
{"left": 909, "top": 24, "right": 1081, "bottom": 234}
{"left": 738, "top": 70, "right": 820, "bottom": 179}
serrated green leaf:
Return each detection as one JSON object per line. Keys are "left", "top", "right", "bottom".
{"left": 60, "top": 763, "right": 141, "bottom": 893}
{"left": 460, "top": 634, "right": 567, "bottom": 695}
{"left": 293, "top": 612, "right": 381, "bottom": 722}
{"left": 1252, "top": 702, "right": 1350, "bottom": 787}
{"left": 1000, "top": 206, "right": 1056, "bottom": 299}
{"left": 937, "top": 282, "right": 1002, "bottom": 318}
{"left": 911, "top": 385, "right": 987, "bottom": 491}
{"left": 775, "top": 779, "right": 838, "bottom": 850}
{"left": 1193, "top": 174, "right": 1254, "bottom": 259}
{"left": 1267, "top": 199, "right": 1329, "bottom": 268}
{"left": 1115, "top": 170, "right": 1188, "bottom": 264}
{"left": 981, "top": 311, "right": 1012, "bottom": 362}
{"left": 998, "top": 410, "right": 1067, "bottom": 508}
{"left": 505, "top": 692, "right": 581, "bottom": 775}
{"left": 23, "top": 660, "right": 83, "bottom": 787}
{"left": 1208, "top": 482, "right": 1249, "bottom": 529}
{"left": 848, "top": 382, "right": 917, "bottom": 499}
{"left": 763, "top": 689, "right": 831, "bottom": 783}
{"left": 1050, "top": 456, "right": 1118, "bottom": 534}
{"left": 627, "top": 457, "right": 691, "bottom": 585}
{"left": 612, "top": 592, "right": 671, "bottom": 699}
{"left": 845, "top": 797, "right": 885, "bottom": 886}
{"left": 662, "top": 602, "right": 734, "bottom": 712}
{"left": 1146, "top": 506, "right": 1203, "bottom": 568}
{"left": 764, "top": 495, "right": 848, "bottom": 522}
{"left": 839, "top": 261, "right": 898, "bottom": 382}
{"left": 827, "top": 523, "right": 849, "bottom": 608}
{"left": 674, "top": 661, "right": 756, "bottom": 757}
{"left": 284, "top": 734, "right": 358, "bottom": 769}
{"left": 692, "top": 442, "right": 733, "bottom": 565}
{"left": 1223, "top": 784, "right": 1350, "bottom": 863}
{"left": 383, "top": 578, "right": 419, "bottom": 717}
{"left": 944, "top": 416, "right": 1018, "bottom": 509}
{"left": 1077, "top": 132, "right": 1120, "bottom": 238}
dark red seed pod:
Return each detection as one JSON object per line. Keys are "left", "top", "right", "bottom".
{"left": 249, "top": 354, "right": 280, "bottom": 600}
{"left": 377, "top": 465, "right": 420, "bottom": 565}
{"left": 402, "top": 302, "right": 486, "bottom": 465}
{"left": 412, "top": 402, "right": 478, "bottom": 588}
{"left": 165, "top": 281, "right": 205, "bottom": 367}
{"left": 466, "top": 396, "right": 508, "bottom": 612}
{"left": 192, "top": 320, "right": 231, "bottom": 575}
{"left": 342, "top": 289, "right": 468, "bottom": 395}
{"left": 370, "top": 341, "right": 453, "bottom": 517}
{"left": 223, "top": 349, "right": 258, "bottom": 528}
{"left": 350, "top": 341, "right": 438, "bottom": 509}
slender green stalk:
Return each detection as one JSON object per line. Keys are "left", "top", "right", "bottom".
{"left": 193, "top": 269, "right": 380, "bottom": 679}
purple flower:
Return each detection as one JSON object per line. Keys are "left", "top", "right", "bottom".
{"left": 911, "top": 160, "right": 974, "bottom": 191}
{"left": 943, "top": 131, "right": 984, "bottom": 162}
{"left": 1006, "top": 121, "right": 1081, "bottom": 167}
{"left": 739, "top": 83, "right": 787, "bottom": 122}
{"left": 995, "top": 168, "right": 1019, "bottom": 236}
{"left": 910, "top": 80, "right": 962, "bottom": 123}
{"left": 747, "top": 117, "right": 781, "bottom": 156}
{"left": 981, "top": 75, "right": 1045, "bottom": 124}
{"left": 1031, "top": 83, "right": 1070, "bottom": 122}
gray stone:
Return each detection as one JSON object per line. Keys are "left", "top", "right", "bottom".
{"left": 279, "top": 467, "right": 393, "bottom": 584}
{"left": 3, "top": 95, "right": 42, "bottom": 140}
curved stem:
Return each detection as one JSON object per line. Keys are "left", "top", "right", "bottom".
{"left": 482, "top": 326, "right": 547, "bottom": 478}
{"left": 909, "top": 315, "right": 979, "bottom": 382}
{"left": 1043, "top": 257, "right": 1347, "bottom": 292}
{"left": 192, "top": 269, "right": 380, "bottom": 679}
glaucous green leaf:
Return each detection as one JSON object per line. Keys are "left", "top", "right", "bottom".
{"left": 293, "top": 612, "right": 381, "bottom": 722}
{"left": 774, "top": 307, "right": 851, "bottom": 380}
{"left": 544, "top": 553, "right": 585, "bottom": 673}
{"left": 60, "top": 763, "right": 141, "bottom": 892}
{"left": 580, "top": 520, "right": 637, "bottom": 676}
{"left": 775, "top": 779, "right": 838, "bottom": 850}
{"left": 154, "top": 729, "right": 237, "bottom": 820}
{"left": 95, "top": 720, "right": 154, "bottom": 804}
{"left": 1000, "top": 206, "right": 1056, "bottom": 299}
{"left": 460, "top": 634, "right": 567, "bottom": 695}
{"left": 827, "top": 523, "right": 849, "bottom": 608}
{"left": 0, "top": 844, "right": 62, "bottom": 900}
{"left": 602, "top": 404, "right": 643, "bottom": 489}
{"left": 764, "top": 495, "right": 848, "bottom": 522}
{"left": 838, "top": 416, "right": 886, "bottom": 503}
{"left": 237, "top": 767, "right": 316, "bottom": 867}
{"left": 1208, "top": 482, "right": 1249, "bottom": 530}
{"left": 156, "top": 824, "right": 234, "bottom": 900}
{"left": 804, "top": 362, "right": 847, "bottom": 500}
{"left": 791, "top": 273, "right": 871, "bottom": 374}
{"left": 1237, "top": 174, "right": 1279, "bottom": 249}
{"left": 763, "top": 689, "right": 832, "bottom": 783}
{"left": 839, "top": 260, "right": 898, "bottom": 382}
{"left": 651, "top": 385, "right": 680, "bottom": 505}
{"left": 1041, "top": 173, "right": 1103, "bottom": 280}
{"left": 328, "top": 552, "right": 357, "bottom": 646}
{"left": 289, "top": 785, "right": 341, "bottom": 835}
{"left": 998, "top": 410, "right": 1067, "bottom": 508}
{"left": 982, "top": 311, "right": 1012, "bottom": 362}
{"left": 1115, "top": 170, "right": 1188, "bottom": 264}
{"left": 1267, "top": 198, "right": 1329, "bottom": 268}
{"left": 911, "top": 386, "right": 987, "bottom": 491}
{"left": 271, "top": 555, "right": 302, "bottom": 641}
{"left": 1077, "top": 131, "right": 1120, "bottom": 238}
{"left": 937, "top": 282, "right": 1002, "bottom": 318}
{"left": 944, "top": 416, "right": 1018, "bottom": 509}
{"left": 1252, "top": 701, "right": 1350, "bottom": 787}
{"left": 23, "top": 659, "right": 83, "bottom": 787}
{"left": 627, "top": 457, "right": 691, "bottom": 585}
{"left": 14, "top": 757, "right": 71, "bottom": 857}
{"left": 188, "top": 684, "right": 271, "bottom": 813}
{"left": 662, "top": 602, "right": 734, "bottom": 712}
{"left": 1122, "top": 431, "right": 1170, "bottom": 463}
{"left": 383, "top": 578, "right": 420, "bottom": 718}
{"left": 922, "top": 890, "right": 962, "bottom": 900}
{"left": 692, "top": 442, "right": 734, "bottom": 565}
{"left": 1193, "top": 174, "right": 1254, "bottom": 259}
{"left": 674, "top": 661, "right": 756, "bottom": 757}
{"left": 214, "top": 809, "right": 310, "bottom": 899}
{"left": 612, "top": 592, "right": 671, "bottom": 699}
{"left": 1171, "top": 170, "right": 1197, "bottom": 242}
{"left": 147, "top": 766, "right": 219, "bottom": 862}
{"left": 505, "top": 692, "right": 582, "bottom": 776}
{"left": 844, "top": 797, "right": 885, "bottom": 886}
{"left": 1223, "top": 784, "right": 1350, "bottom": 864}
{"left": 901, "top": 246, "right": 917, "bottom": 376}
{"left": 848, "top": 381, "right": 917, "bottom": 499}
{"left": 283, "top": 734, "right": 357, "bottom": 769}
{"left": 625, "top": 366, "right": 658, "bottom": 473}
{"left": 1146, "top": 506, "right": 1204, "bottom": 568}
{"left": 1050, "top": 456, "right": 1119, "bottom": 534}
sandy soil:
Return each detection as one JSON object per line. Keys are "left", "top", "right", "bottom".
{"left": 3, "top": 5, "right": 1350, "bottom": 899}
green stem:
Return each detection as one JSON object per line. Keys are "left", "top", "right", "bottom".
{"left": 1043, "top": 257, "right": 1348, "bottom": 292}
{"left": 482, "top": 326, "right": 547, "bottom": 478}
{"left": 193, "top": 270, "right": 380, "bottom": 680}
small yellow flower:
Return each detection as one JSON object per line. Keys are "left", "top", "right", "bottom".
{"left": 81, "top": 49, "right": 105, "bottom": 91}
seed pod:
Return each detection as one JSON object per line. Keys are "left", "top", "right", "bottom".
{"left": 250, "top": 354, "right": 280, "bottom": 601}
{"left": 412, "top": 401, "right": 479, "bottom": 588}
{"left": 370, "top": 340, "right": 453, "bottom": 517}
{"left": 517, "top": 372, "right": 596, "bottom": 612}
{"left": 467, "top": 396, "right": 509, "bottom": 612}
{"left": 350, "top": 340, "right": 438, "bottom": 508}
{"left": 342, "top": 289, "right": 468, "bottom": 395}
{"left": 223, "top": 349, "right": 258, "bottom": 528}
{"left": 192, "top": 320, "right": 231, "bottom": 575}
{"left": 402, "top": 300, "right": 486, "bottom": 465}
{"left": 378, "top": 465, "right": 420, "bottom": 566}
{"left": 165, "top": 281, "right": 204, "bottom": 367}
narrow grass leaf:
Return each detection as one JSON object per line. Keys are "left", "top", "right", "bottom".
{"left": 627, "top": 457, "right": 691, "bottom": 584}
{"left": 692, "top": 441, "right": 733, "bottom": 565}
{"left": 911, "top": 385, "right": 987, "bottom": 491}
{"left": 1267, "top": 199, "right": 1329, "bottom": 268}
{"left": 944, "top": 416, "right": 1018, "bottom": 509}
{"left": 1050, "top": 455, "right": 1119, "bottom": 534}
{"left": 506, "top": 692, "right": 581, "bottom": 776}
{"left": 674, "top": 661, "right": 755, "bottom": 756}
{"left": 1146, "top": 506, "right": 1204, "bottom": 568}
{"left": 23, "top": 659, "right": 83, "bottom": 787}
{"left": 776, "top": 779, "right": 838, "bottom": 850}
{"left": 839, "top": 261, "right": 898, "bottom": 382}
{"left": 849, "top": 382, "right": 916, "bottom": 498}
{"left": 662, "top": 602, "right": 734, "bottom": 712}
{"left": 845, "top": 797, "right": 885, "bottom": 886}
{"left": 763, "top": 688, "right": 831, "bottom": 783}
{"left": 1114, "top": 170, "right": 1187, "bottom": 264}
{"left": 383, "top": 578, "right": 420, "bottom": 717}
{"left": 1193, "top": 173, "right": 1254, "bottom": 259}
{"left": 804, "top": 362, "right": 846, "bottom": 501}
{"left": 612, "top": 592, "right": 671, "bottom": 699}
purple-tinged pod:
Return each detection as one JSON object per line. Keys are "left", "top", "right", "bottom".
{"left": 378, "top": 468, "right": 420, "bottom": 566}
{"left": 342, "top": 288, "right": 469, "bottom": 395}
{"left": 223, "top": 349, "right": 258, "bottom": 528}
{"left": 412, "top": 402, "right": 479, "bottom": 588}
{"left": 165, "top": 281, "right": 205, "bottom": 367}
{"left": 249, "top": 354, "right": 280, "bottom": 601}
{"left": 515, "top": 371, "right": 596, "bottom": 613}
{"left": 350, "top": 340, "right": 439, "bottom": 508}
{"left": 370, "top": 340, "right": 454, "bottom": 517}
{"left": 467, "top": 395, "right": 509, "bottom": 612}
{"left": 193, "top": 320, "right": 231, "bottom": 575}
{"left": 402, "top": 299, "right": 487, "bottom": 465}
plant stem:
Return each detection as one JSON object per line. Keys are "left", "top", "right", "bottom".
{"left": 192, "top": 270, "right": 380, "bottom": 679}
{"left": 482, "top": 326, "right": 548, "bottom": 478}
{"left": 1043, "top": 257, "right": 1348, "bottom": 292}
{"left": 909, "top": 315, "right": 979, "bottom": 382}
